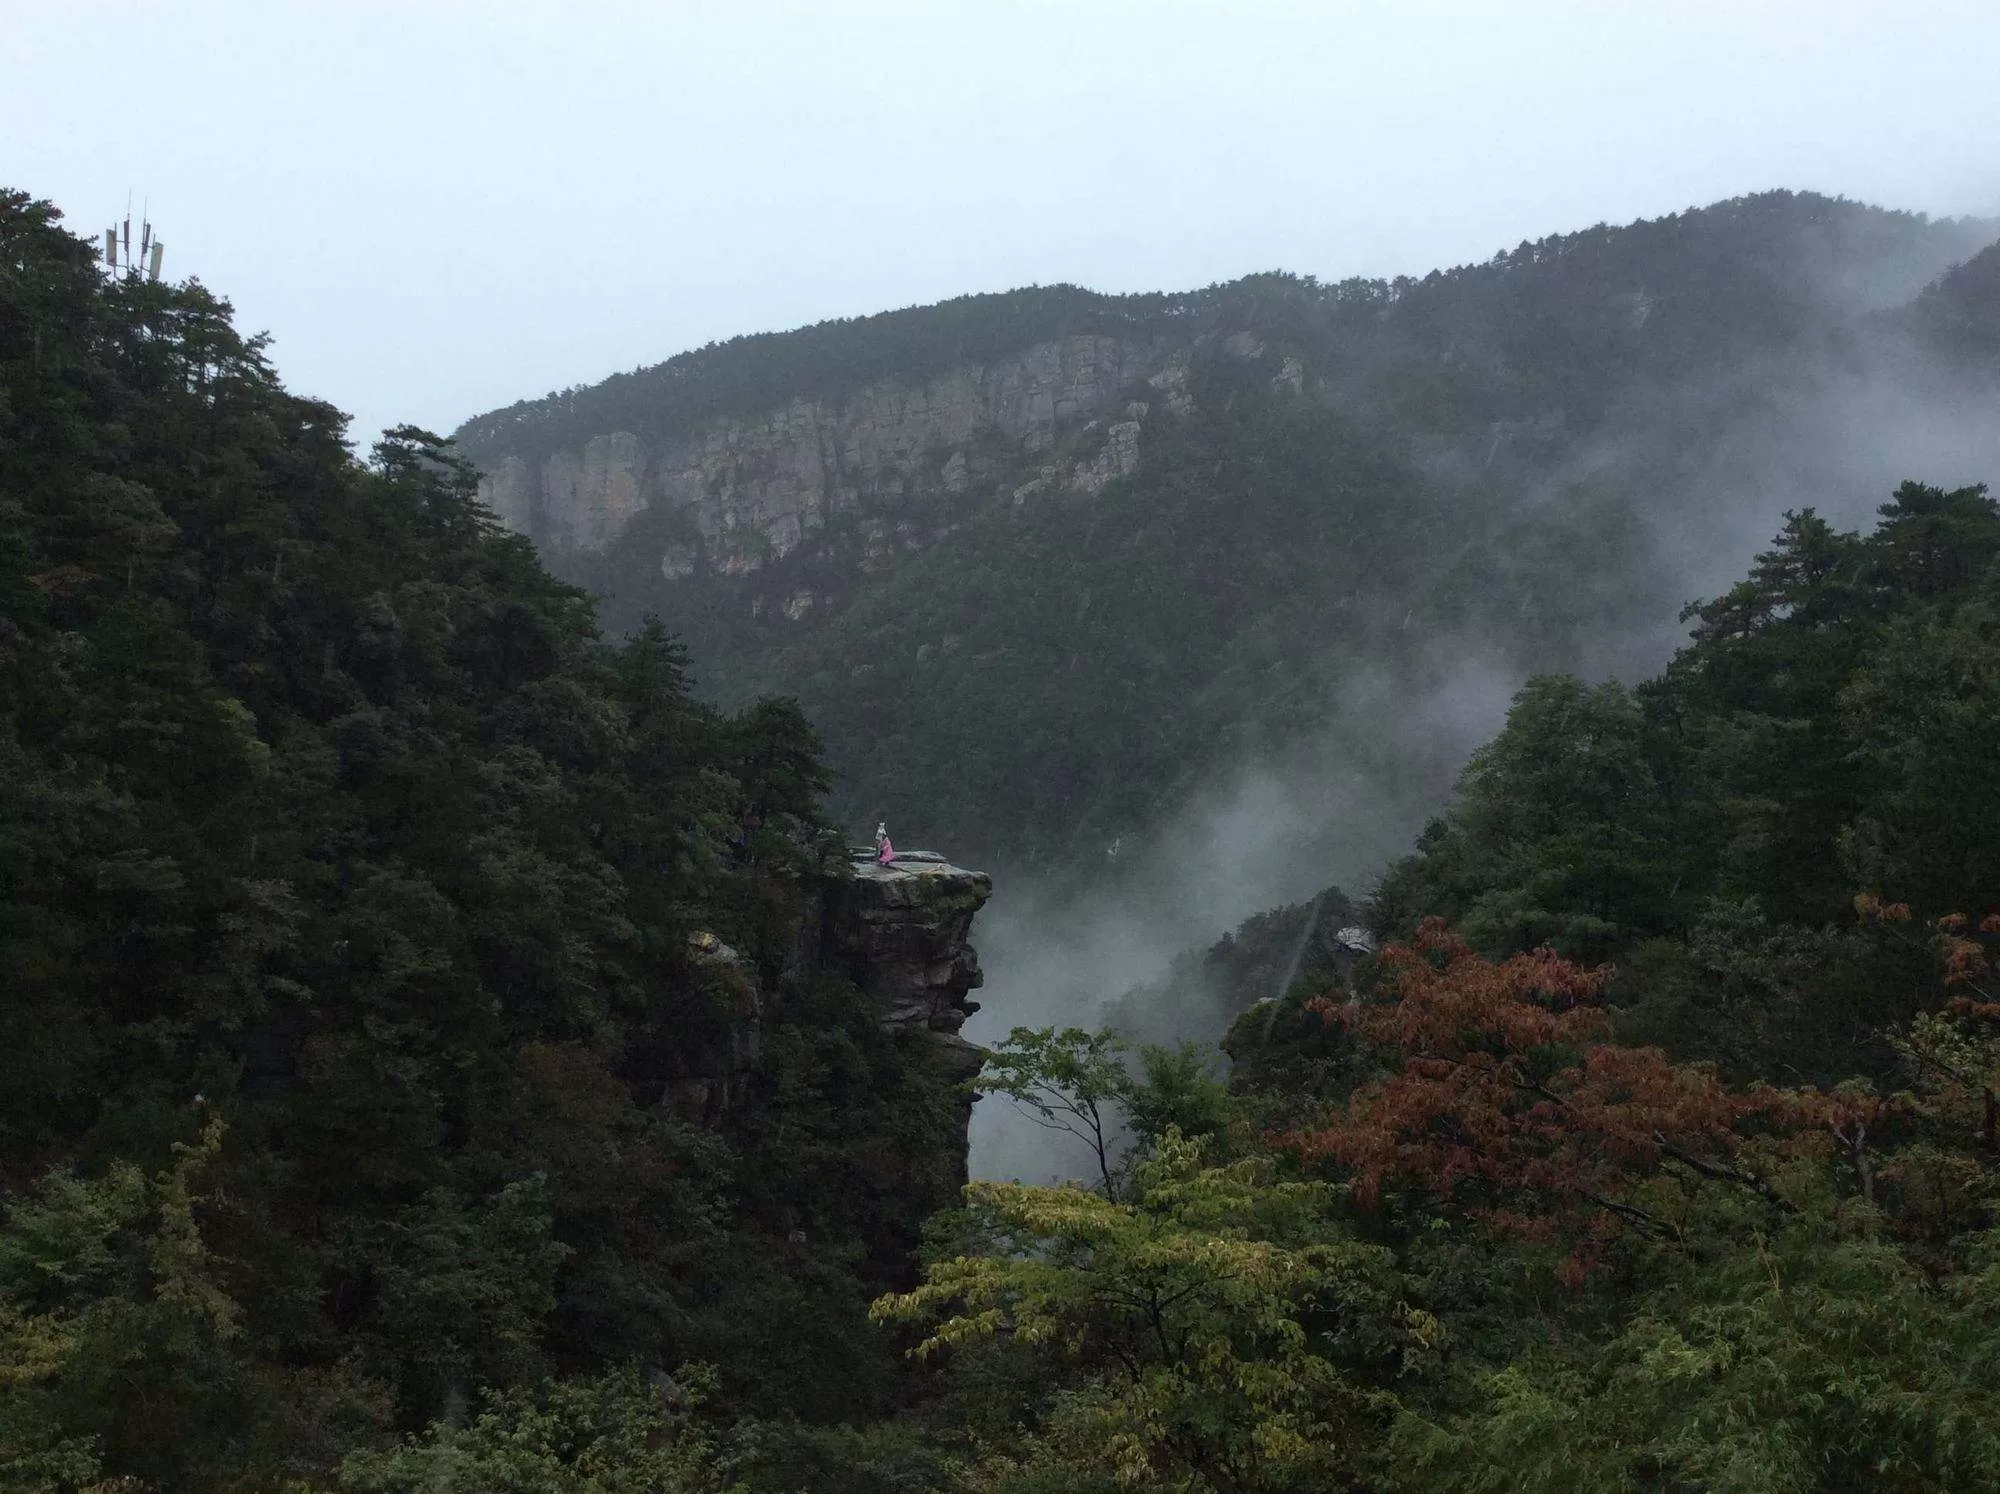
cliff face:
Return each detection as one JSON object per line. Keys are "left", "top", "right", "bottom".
{"left": 826, "top": 861, "right": 992, "bottom": 1052}
{"left": 826, "top": 858, "right": 995, "bottom": 1195}
{"left": 666, "top": 856, "right": 994, "bottom": 1199}
{"left": 474, "top": 333, "right": 1181, "bottom": 577}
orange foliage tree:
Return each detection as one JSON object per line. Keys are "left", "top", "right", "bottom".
{"left": 1290, "top": 919, "right": 1803, "bottom": 1273}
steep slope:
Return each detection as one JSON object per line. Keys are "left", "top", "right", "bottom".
{"left": 1365, "top": 481, "right": 2000, "bottom": 1082}
{"left": 0, "top": 190, "right": 995, "bottom": 1485}
{"left": 1914, "top": 238, "right": 2000, "bottom": 363}
{"left": 455, "top": 192, "right": 1998, "bottom": 879}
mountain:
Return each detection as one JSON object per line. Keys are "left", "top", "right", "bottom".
{"left": 13, "top": 175, "right": 2000, "bottom": 1492}
{"left": 455, "top": 193, "right": 1999, "bottom": 888}
{"left": 0, "top": 189, "right": 998, "bottom": 1484}
{"left": 1915, "top": 238, "right": 2000, "bottom": 361}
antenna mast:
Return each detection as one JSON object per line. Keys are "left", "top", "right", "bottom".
{"left": 101, "top": 197, "right": 165, "bottom": 283}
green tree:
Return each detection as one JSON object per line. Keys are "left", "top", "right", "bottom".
{"left": 977, "top": 1027, "right": 1136, "bottom": 1196}
{"left": 1385, "top": 1213, "right": 2000, "bottom": 1494}
{"left": 340, "top": 1364, "right": 734, "bottom": 1494}
{"left": 0, "top": 1118, "right": 247, "bottom": 1491}
{"left": 1373, "top": 676, "right": 1675, "bottom": 958}
{"left": 1124, "top": 1042, "right": 1233, "bottom": 1150}
{"left": 1840, "top": 575, "right": 2000, "bottom": 911}
{"left": 874, "top": 1132, "right": 1418, "bottom": 1493}
{"left": 0, "top": 189, "right": 919, "bottom": 1480}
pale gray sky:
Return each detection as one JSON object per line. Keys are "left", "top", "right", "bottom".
{"left": 8, "top": 1, "right": 1995, "bottom": 448}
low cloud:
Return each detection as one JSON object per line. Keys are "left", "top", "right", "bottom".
{"left": 966, "top": 311, "right": 2000, "bottom": 1184}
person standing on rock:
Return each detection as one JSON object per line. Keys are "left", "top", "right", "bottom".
{"left": 874, "top": 821, "right": 896, "bottom": 867}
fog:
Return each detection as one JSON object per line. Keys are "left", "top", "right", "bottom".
{"left": 10, "top": 1, "right": 1996, "bottom": 1186}
{"left": 966, "top": 309, "right": 2000, "bottom": 1184}
{"left": 8, "top": 2, "right": 1998, "bottom": 450}
{"left": 966, "top": 649, "right": 1525, "bottom": 1182}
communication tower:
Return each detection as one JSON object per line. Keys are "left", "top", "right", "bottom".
{"left": 101, "top": 199, "right": 165, "bottom": 282}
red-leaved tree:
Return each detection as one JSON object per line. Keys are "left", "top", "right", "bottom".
{"left": 1290, "top": 919, "right": 1799, "bottom": 1276}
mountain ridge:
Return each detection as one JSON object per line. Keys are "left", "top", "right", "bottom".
{"left": 454, "top": 190, "right": 2000, "bottom": 880}
{"left": 458, "top": 190, "right": 1992, "bottom": 459}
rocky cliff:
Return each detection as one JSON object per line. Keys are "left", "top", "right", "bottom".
{"left": 826, "top": 857, "right": 994, "bottom": 1188}
{"left": 668, "top": 854, "right": 994, "bottom": 1201}
{"left": 472, "top": 333, "right": 1188, "bottom": 581}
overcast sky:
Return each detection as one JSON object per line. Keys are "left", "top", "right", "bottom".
{"left": 8, "top": 1, "right": 1996, "bottom": 448}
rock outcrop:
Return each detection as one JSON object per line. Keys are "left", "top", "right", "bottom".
{"left": 824, "top": 854, "right": 994, "bottom": 1200}
{"left": 460, "top": 315, "right": 1326, "bottom": 620}
{"left": 824, "top": 856, "right": 993, "bottom": 1077}
{"left": 656, "top": 930, "right": 766, "bottom": 1124}
{"left": 663, "top": 856, "right": 993, "bottom": 1194}
{"left": 472, "top": 334, "right": 1173, "bottom": 574}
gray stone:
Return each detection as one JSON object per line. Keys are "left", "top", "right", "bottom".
{"left": 660, "top": 859, "right": 994, "bottom": 1201}
{"left": 476, "top": 454, "right": 536, "bottom": 533}
{"left": 1147, "top": 354, "right": 1195, "bottom": 416}
{"left": 1066, "top": 419, "right": 1142, "bottom": 496}
{"left": 659, "top": 542, "right": 698, "bottom": 580}
{"left": 825, "top": 859, "right": 993, "bottom": 1042}
{"left": 475, "top": 333, "right": 1177, "bottom": 569}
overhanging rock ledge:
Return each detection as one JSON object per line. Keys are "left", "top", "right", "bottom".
{"left": 825, "top": 854, "right": 994, "bottom": 1087}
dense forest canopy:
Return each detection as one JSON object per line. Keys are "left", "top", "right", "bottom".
{"left": 1368, "top": 483, "right": 2000, "bottom": 1077}
{"left": 908, "top": 485, "right": 2000, "bottom": 1492}
{"left": 0, "top": 189, "right": 966, "bottom": 1487}
{"left": 9, "top": 178, "right": 2000, "bottom": 1492}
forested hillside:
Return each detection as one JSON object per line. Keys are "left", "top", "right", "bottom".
{"left": 0, "top": 190, "right": 974, "bottom": 1488}
{"left": 1365, "top": 481, "right": 2000, "bottom": 1081}
{"left": 792, "top": 485, "right": 2000, "bottom": 1493}
{"left": 1188, "top": 483, "right": 2000, "bottom": 1489}
{"left": 457, "top": 192, "right": 1999, "bottom": 883}
{"left": 12, "top": 177, "right": 2000, "bottom": 1492}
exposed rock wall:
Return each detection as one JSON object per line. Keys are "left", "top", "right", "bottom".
{"left": 475, "top": 334, "right": 1173, "bottom": 573}
{"left": 824, "top": 858, "right": 993, "bottom": 1075}
{"left": 824, "top": 857, "right": 994, "bottom": 1201}
{"left": 658, "top": 929, "right": 766, "bottom": 1125}
{"left": 543, "top": 431, "right": 646, "bottom": 553}
{"left": 664, "top": 858, "right": 994, "bottom": 1194}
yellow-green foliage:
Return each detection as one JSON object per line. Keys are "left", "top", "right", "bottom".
{"left": 0, "top": 1119, "right": 237, "bottom": 1491}
{"left": 876, "top": 1131, "right": 1424, "bottom": 1491}
{"left": 339, "top": 1364, "right": 736, "bottom": 1494}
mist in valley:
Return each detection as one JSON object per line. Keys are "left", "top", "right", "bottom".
{"left": 965, "top": 292, "right": 2000, "bottom": 1182}
{"left": 15, "top": 5, "right": 2000, "bottom": 1483}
